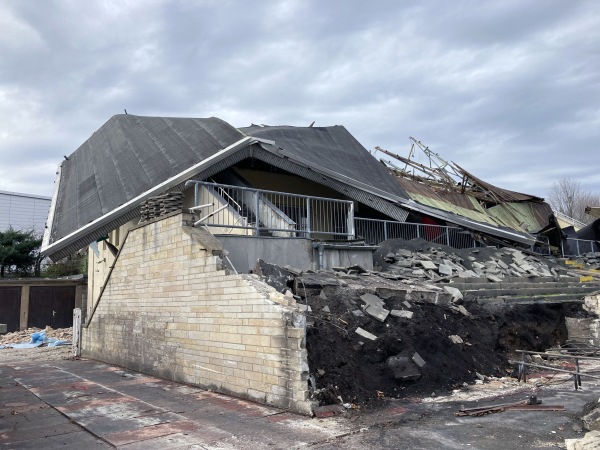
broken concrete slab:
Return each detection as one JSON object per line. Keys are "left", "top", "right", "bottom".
{"left": 412, "top": 352, "right": 426, "bottom": 368}
{"left": 351, "top": 310, "right": 365, "bottom": 317}
{"left": 420, "top": 260, "right": 437, "bottom": 270}
{"left": 355, "top": 327, "right": 377, "bottom": 341}
{"left": 365, "top": 304, "right": 390, "bottom": 322}
{"left": 403, "top": 301, "right": 412, "bottom": 309}
{"left": 438, "top": 264, "right": 453, "bottom": 276}
{"left": 390, "top": 310, "right": 414, "bottom": 319}
{"left": 359, "top": 293, "right": 385, "bottom": 308}
{"left": 487, "top": 274, "right": 503, "bottom": 283}
{"left": 443, "top": 286, "right": 463, "bottom": 303}
{"left": 322, "top": 305, "right": 330, "bottom": 313}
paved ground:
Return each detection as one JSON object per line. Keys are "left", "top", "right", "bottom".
{"left": 1, "top": 352, "right": 599, "bottom": 449}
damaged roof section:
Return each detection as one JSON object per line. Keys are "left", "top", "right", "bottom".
{"left": 376, "top": 137, "right": 553, "bottom": 243}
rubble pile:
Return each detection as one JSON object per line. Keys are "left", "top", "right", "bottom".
{"left": 374, "top": 238, "right": 575, "bottom": 282}
{"left": 254, "top": 238, "right": 594, "bottom": 408}
{"left": 576, "top": 252, "right": 600, "bottom": 269}
{"left": 0, "top": 326, "right": 72, "bottom": 346}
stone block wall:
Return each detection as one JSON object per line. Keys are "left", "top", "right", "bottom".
{"left": 82, "top": 213, "right": 312, "bottom": 414}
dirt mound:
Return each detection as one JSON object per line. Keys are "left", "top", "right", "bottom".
{"left": 304, "top": 284, "right": 584, "bottom": 407}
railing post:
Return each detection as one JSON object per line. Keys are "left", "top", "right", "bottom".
{"left": 384, "top": 221, "right": 388, "bottom": 242}
{"left": 446, "top": 227, "right": 450, "bottom": 246}
{"left": 348, "top": 202, "right": 355, "bottom": 240}
{"left": 306, "top": 198, "right": 311, "bottom": 239}
{"left": 255, "top": 190, "right": 260, "bottom": 236}
{"left": 194, "top": 183, "right": 198, "bottom": 208}
{"left": 576, "top": 239, "right": 580, "bottom": 256}
{"left": 416, "top": 224, "right": 420, "bottom": 238}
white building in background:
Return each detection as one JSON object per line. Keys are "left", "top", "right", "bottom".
{"left": 0, "top": 190, "right": 52, "bottom": 234}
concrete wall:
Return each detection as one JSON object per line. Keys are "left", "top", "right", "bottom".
{"left": 217, "top": 235, "right": 375, "bottom": 273}
{"left": 82, "top": 212, "right": 312, "bottom": 414}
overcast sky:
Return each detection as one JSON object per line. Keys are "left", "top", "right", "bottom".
{"left": 1, "top": 0, "right": 598, "bottom": 199}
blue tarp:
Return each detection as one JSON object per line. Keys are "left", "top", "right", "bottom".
{"left": 0, "top": 331, "right": 71, "bottom": 349}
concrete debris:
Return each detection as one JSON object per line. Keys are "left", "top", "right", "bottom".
{"left": 364, "top": 304, "right": 390, "bottom": 322}
{"left": 565, "top": 431, "right": 600, "bottom": 450}
{"left": 359, "top": 293, "right": 386, "bottom": 309}
{"left": 355, "top": 327, "right": 377, "bottom": 341}
{"left": 412, "top": 352, "right": 426, "bottom": 368}
{"left": 444, "top": 286, "right": 463, "bottom": 303}
{"left": 449, "top": 335, "right": 464, "bottom": 344}
{"left": 0, "top": 327, "right": 73, "bottom": 346}
{"left": 420, "top": 260, "right": 438, "bottom": 270}
{"left": 373, "top": 238, "right": 576, "bottom": 283}
{"left": 390, "top": 309, "right": 414, "bottom": 319}
{"left": 386, "top": 355, "right": 421, "bottom": 381}
{"left": 322, "top": 305, "right": 331, "bottom": 313}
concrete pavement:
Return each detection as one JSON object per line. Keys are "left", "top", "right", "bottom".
{"left": 2, "top": 355, "right": 600, "bottom": 449}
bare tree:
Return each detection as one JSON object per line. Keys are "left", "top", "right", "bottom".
{"left": 547, "top": 177, "right": 600, "bottom": 224}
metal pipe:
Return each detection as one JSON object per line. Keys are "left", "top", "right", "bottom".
{"left": 194, "top": 204, "right": 228, "bottom": 226}
{"left": 189, "top": 203, "right": 213, "bottom": 211}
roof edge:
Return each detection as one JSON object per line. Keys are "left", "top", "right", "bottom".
{"left": 41, "top": 135, "right": 256, "bottom": 259}
{"left": 42, "top": 162, "right": 63, "bottom": 250}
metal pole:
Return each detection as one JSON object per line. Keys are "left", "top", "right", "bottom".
{"left": 255, "top": 191, "right": 260, "bottom": 236}
{"left": 576, "top": 239, "right": 580, "bottom": 256}
{"left": 348, "top": 202, "right": 355, "bottom": 240}
{"left": 446, "top": 227, "right": 450, "bottom": 246}
{"left": 416, "top": 224, "right": 420, "bottom": 239}
{"left": 384, "top": 221, "right": 388, "bottom": 241}
{"left": 306, "top": 198, "right": 311, "bottom": 239}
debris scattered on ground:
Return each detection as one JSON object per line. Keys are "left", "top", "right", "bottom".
{"left": 374, "top": 238, "right": 573, "bottom": 281}
{"left": 253, "top": 237, "right": 598, "bottom": 408}
{"left": 0, "top": 326, "right": 72, "bottom": 347}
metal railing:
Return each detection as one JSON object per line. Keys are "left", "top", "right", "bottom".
{"left": 186, "top": 181, "right": 355, "bottom": 239}
{"left": 354, "top": 217, "right": 477, "bottom": 248}
{"left": 562, "top": 237, "right": 599, "bottom": 257}
{"left": 530, "top": 235, "right": 551, "bottom": 256}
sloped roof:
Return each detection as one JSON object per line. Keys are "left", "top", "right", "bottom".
{"left": 42, "top": 117, "right": 412, "bottom": 260}
{"left": 51, "top": 115, "right": 244, "bottom": 243}
{"left": 239, "top": 125, "right": 409, "bottom": 201}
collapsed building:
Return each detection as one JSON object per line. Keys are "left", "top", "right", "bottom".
{"left": 41, "top": 115, "right": 600, "bottom": 414}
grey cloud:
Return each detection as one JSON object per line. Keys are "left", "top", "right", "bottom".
{"left": 0, "top": 0, "right": 598, "bottom": 202}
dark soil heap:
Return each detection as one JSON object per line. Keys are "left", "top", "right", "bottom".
{"left": 253, "top": 238, "right": 592, "bottom": 408}
{"left": 303, "top": 283, "right": 582, "bottom": 407}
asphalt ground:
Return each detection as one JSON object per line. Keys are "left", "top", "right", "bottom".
{"left": 1, "top": 351, "right": 599, "bottom": 449}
